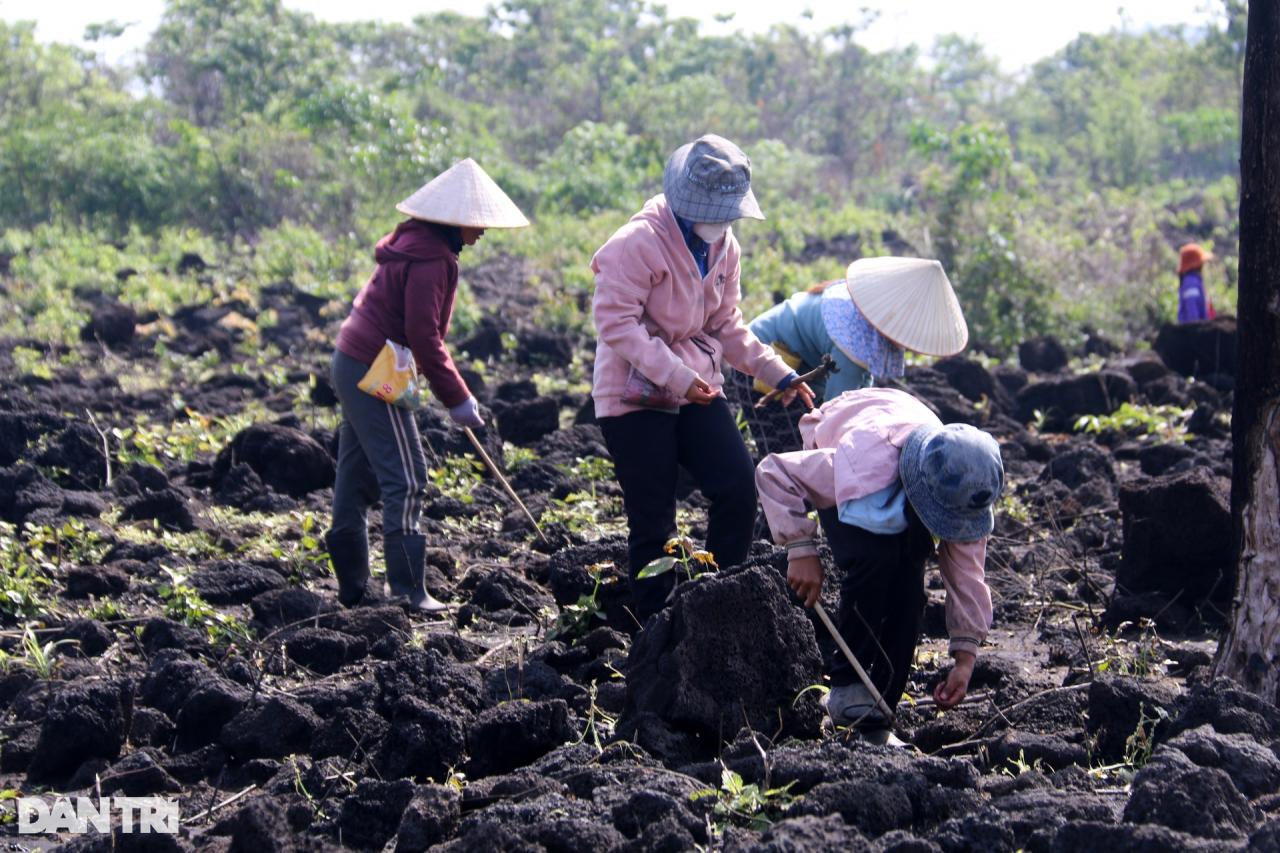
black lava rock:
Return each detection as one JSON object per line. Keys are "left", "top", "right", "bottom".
{"left": 375, "top": 696, "right": 467, "bottom": 783}
{"left": 192, "top": 560, "right": 287, "bottom": 604}
{"left": 1154, "top": 317, "right": 1236, "bottom": 378}
{"left": 1164, "top": 725, "right": 1280, "bottom": 798}
{"left": 1015, "top": 371, "right": 1137, "bottom": 430}
{"left": 1116, "top": 467, "right": 1232, "bottom": 608}
{"left": 1123, "top": 748, "right": 1257, "bottom": 839}
{"left": 393, "top": 785, "right": 461, "bottom": 852}
{"left": 58, "top": 618, "right": 115, "bottom": 657}
{"left": 80, "top": 300, "right": 137, "bottom": 346}
{"left": 27, "top": 678, "right": 133, "bottom": 784}
{"left": 619, "top": 564, "right": 824, "bottom": 762}
{"left": 495, "top": 396, "right": 561, "bottom": 446}
{"left": 221, "top": 696, "right": 321, "bottom": 760}
{"left": 212, "top": 423, "right": 335, "bottom": 498}
{"left": 285, "top": 627, "right": 368, "bottom": 675}
{"left": 337, "top": 778, "right": 416, "bottom": 851}
{"left": 1085, "top": 675, "right": 1180, "bottom": 763}
{"left": 1018, "top": 335, "right": 1069, "bottom": 373}
{"left": 466, "top": 698, "right": 573, "bottom": 778}
{"left": 99, "top": 748, "right": 182, "bottom": 796}
{"left": 120, "top": 487, "right": 197, "bottom": 532}
{"left": 63, "top": 565, "right": 131, "bottom": 599}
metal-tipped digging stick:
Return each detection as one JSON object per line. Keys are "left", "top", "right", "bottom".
{"left": 463, "top": 426, "right": 549, "bottom": 544}
{"left": 813, "top": 601, "right": 896, "bottom": 723}
{"left": 755, "top": 354, "right": 838, "bottom": 409}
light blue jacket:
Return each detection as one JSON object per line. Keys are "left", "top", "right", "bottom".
{"left": 748, "top": 292, "right": 872, "bottom": 401}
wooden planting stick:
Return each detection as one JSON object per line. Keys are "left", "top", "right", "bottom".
{"left": 463, "top": 426, "right": 549, "bottom": 543}
{"left": 813, "top": 601, "right": 897, "bottom": 723}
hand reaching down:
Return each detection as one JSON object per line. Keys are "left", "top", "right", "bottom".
{"left": 933, "top": 650, "right": 975, "bottom": 709}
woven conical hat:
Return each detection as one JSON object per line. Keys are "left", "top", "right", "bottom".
{"left": 845, "top": 257, "right": 968, "bottom": 356}
{"left": 396, "top": 158, "right": 530, "bottom": 228}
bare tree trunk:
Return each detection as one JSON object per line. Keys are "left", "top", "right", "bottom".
{"left": 1215, "top": 0, "right": 1280, "bottom": 702}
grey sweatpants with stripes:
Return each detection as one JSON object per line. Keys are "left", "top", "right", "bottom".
{"left": 329, "top": 349, "right": 426, "bottom": 539}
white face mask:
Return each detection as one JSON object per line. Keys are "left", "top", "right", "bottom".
{"left": 692, "top": 221, "right": 731, "bottom": 244}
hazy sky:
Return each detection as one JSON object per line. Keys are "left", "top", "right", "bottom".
{"left": 1, "top": 0, "right": 1218, "bottom": 72}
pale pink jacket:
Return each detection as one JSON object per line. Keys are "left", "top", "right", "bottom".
{"left": 755, "top": 388, "right": 993, "bottom": 656}
{"left": 590, "top": 195, "right": 795, "bottom": 418}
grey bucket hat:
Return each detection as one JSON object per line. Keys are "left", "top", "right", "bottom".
{"left": 899, "top": 423, "right": 1004, "bottom": 542}
{"left": 662, "top": 134, "right": 765, "bottom": 223}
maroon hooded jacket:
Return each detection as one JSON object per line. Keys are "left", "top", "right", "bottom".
{"left": 336, "top": 220, "right": 470, "bottom": 408}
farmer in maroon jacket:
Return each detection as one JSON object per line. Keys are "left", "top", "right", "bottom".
{"left": 326, "top": 159, "right": 529, "bottom": 611}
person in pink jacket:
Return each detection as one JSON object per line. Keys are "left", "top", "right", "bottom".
{"left": 591, "top": 134, "right": 813, "bottom": 621}
{"left": 756, "top": 388, "right": 1003, "bottom": 742}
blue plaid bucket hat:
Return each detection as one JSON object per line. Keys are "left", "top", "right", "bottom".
{"left": 899, "top": 423, "right": 1004, "bottom": 542}
{"left": 663, "top": 135, "right": 765, "bottom": 223}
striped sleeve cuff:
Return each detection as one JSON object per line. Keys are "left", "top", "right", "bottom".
{"left": 948, "top": 637, "right": 980, "bottom": 657}
{"left": 784, "top": 538, "right": 819, "bottom": 559}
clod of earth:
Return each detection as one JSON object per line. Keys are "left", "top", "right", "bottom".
{"left": 619, "top": 563, "right": 824, "bottom": 762}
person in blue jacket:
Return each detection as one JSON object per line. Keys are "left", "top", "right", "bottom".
{"left": 748, "top": 280, "right": 902, "bottom": 400}
{"left": 730, "top": 257, "right": 968, "bottom": 459}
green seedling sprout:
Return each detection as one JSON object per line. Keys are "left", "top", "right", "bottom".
{"left": 637, "top": 535, "right": 717, "bottom": 583}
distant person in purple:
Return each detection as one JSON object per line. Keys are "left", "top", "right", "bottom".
{"left": 1177, "top": 243, "right": 1217, "bottom": 324}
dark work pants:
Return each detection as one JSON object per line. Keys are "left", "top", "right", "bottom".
{"left": 817, "top": 504, "right": 935, "bottom": 708}
{"left": 598, "top": 397, "right": 758, "bottom": 621}
{"left": 329, "top": 350, "right": 427, "bottom": 540}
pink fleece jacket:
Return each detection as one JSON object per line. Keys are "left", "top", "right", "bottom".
{"left": 590, "top": 195, "right": 794, "bottom": 418}
{"left": 755, "top": 388, "right": 994, "bottom": 656}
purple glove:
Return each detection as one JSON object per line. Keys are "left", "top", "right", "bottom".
{"left": 448, "top": 396, "right": 484, "bottom": 429}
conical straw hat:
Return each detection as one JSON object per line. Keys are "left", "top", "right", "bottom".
{"left": 396, "top": 158, "right": 530, "bottom": 228}
{"left": 845, "top": 257, "right": 968, "bottom": 357}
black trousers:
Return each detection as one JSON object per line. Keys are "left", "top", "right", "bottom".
{"left": 817, "top": 504, "right": 935, "bottom": 708}
{"left": 598, "top": 397, "right": 758, "bottom": 621}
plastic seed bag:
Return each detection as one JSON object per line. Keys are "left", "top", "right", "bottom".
{"left": 357, "top": 340, "right": 426, "bottom": 409}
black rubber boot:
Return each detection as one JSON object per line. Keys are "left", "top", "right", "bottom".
{"left": 384, "top": 533, "right": 449, "bottom": 615}
{"left": 324, "top": 530, "right": 370, "bottom": 608}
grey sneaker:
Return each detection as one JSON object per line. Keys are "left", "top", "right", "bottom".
{"left": 857, "top": 727, "right": 909, "bottom": 748}
{"left": 824, "top": 683, "right": 890, "bottom": 729}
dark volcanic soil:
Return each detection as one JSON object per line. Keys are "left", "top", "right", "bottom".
{"left": 1, "top": 259, "right": 1274, "bottom": 852}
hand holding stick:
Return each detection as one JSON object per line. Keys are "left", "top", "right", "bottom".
{"left": 755, "top": 355, "right": 838, "bottom": 409}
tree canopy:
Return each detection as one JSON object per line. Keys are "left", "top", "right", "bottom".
{"left": 0, "top": 0, "right": 1247, "bottom": 350}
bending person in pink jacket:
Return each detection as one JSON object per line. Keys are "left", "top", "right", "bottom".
{"left": 756, "top": 388, "right": 1003, "bottom": 743}
{"left": 591, "top": 134, "right": 814, "bottom": 622}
